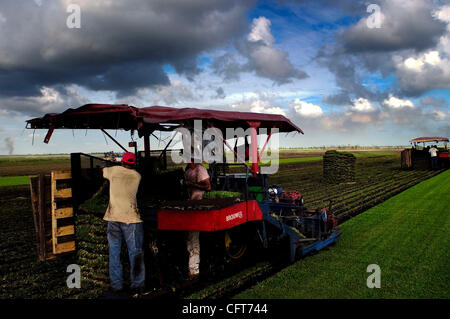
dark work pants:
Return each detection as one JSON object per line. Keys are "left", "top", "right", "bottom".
{"left": 431, "top": 157, "right": 438, "bottom": 170}
{"left": 107, "top": 221, "right": 145, "bottom": 290}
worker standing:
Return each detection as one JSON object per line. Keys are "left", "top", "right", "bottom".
{"left": 184, "top": 161, "right": 211, "bottom": 280}
{"left": 429, "top": 145, "right": 439, "bottom": 170}
{"left": 103, "top": 152, "right": 145, "bottom": 292}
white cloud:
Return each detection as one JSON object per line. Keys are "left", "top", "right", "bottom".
{"left": 256, "top": 106, "right": 286, "bottom": 116}
{"left": 349, "top": 113, "right": 373, "bottom": 124}
{"left": 382, "top": 94, "right": 414, "bottom": 109}
{"left": 404, "top": 57, "right": 424, "bottom": 71}
{"left": 434, "top": 5, "right": 450, "bottom": 25}
{"left": 247, "top": 17, "right": 274, "bottom": 46}
{"left": 37, "top": 87, "right": 64, "bottom": 108}
{"left": 228, "top": 92, "right": 259, "bottom": 103}
{"left": 152, "top": 80, "right": 194, "bottom": 105}
{"left": 351, "top": 98, "right": 376, "bottom": 112}
{"left": 243, "top": 17, "right": 307, "bottom": 84}
{"left": 291, "top": 99, "right": 323, "bottom": 117}
{"left": 0, "top": 109, "right": 12, "bottom": 116}
{"left": 440, "top": 35, "right": 450, "bottom": 55}
{"left": 432, "top": 109, "right": 449, "bottom": 120}
{"left": 403, "top": 50, "right": 441, "bottom": 71}
{"left": 232, "top": 99, "right": 286, "bottom": 116}
{"left": 392, "top": 5, "right": 450, "bottom": 95}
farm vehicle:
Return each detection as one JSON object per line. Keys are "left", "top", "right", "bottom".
{"left": 26, "top": 104, "right": 341, "bottom": 285}
{"left": 402, "top": 137, "right": 449, "bottom": 169}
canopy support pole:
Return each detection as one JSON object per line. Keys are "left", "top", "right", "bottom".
{"left": 101, "top": 129, "right": 128, "bottom": 153}
{"left": 248, "top": 121, "right": 261, "bottom": 176}
{"left": 44, "top": 126, "right": 54, "bottom": 144}
{"left": 250, "top": 127, "right": 259, "bottom": 176}
{"left": 144, "top": 134, "right": 151, "bottom": 163}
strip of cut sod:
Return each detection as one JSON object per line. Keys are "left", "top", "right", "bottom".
{"left": 237, "top": 169, "right": 450, "bottom": 299}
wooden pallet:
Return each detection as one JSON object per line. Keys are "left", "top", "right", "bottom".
{"left": 29, "top": 174, "right": 54, "bottom": 260}
{"left": 29, "top": 170, "right": 76, "bottom": 260}
{"left": 51, "top": 171, "right": 76, "bottom": 255}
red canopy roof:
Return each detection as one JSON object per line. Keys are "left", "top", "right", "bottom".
{"left": 410, "top": 137, "right": 449, "bottom": 143}
{"left": 26, "top": 104, "right": 303, "bottom": 135}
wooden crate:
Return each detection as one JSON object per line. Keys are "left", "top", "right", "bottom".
{"left": 51, "top": 171, "right": 76, "bottom": 255}
{"left": 29, "top": 174, "right": 55, "bottom": 260}
{"left": 401, "top": 149, "right": 413, "bottom": 169}
{"left": 29, "top": 171, "right": 76, "bottom": 260}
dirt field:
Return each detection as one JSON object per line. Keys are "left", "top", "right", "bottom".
{"left": 0, "top": 158, "right": 70, "bottom": 177}
{"left": 0, "top": 151, "right": 444, "bottom": 298}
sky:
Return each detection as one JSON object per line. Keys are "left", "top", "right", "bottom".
{"left": 0, "top": 0, "right": 449, "bottom": 155}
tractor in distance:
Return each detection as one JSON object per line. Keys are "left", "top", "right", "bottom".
{"left": 402, "top": 136, "right": 449, "bottom": 169}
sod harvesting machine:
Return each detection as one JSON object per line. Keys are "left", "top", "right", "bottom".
{"left": 26, "top": 104, "right": 341, "bottom": 285}
{"left": 401, "top": 137, "right": 449, "bottom": 169}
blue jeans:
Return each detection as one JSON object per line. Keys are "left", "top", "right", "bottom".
{"left": 107, "top": 221, "right": 145, "bottom": 290}
{"left": 431, "top": 157, "right": 438, "bottom": 170}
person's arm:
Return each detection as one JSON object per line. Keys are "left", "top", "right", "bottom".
{"left": 190, "top": 178, "right": 211, "bottom": 191}
{"left": 185, "top": 178, "right": 210, "bottom": 189}
{"left": 102, "top": 167, "right": 110, "bottom": 180}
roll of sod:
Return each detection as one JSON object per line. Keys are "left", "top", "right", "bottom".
{"left": 323, "top": 150, "right": 356, "bottom": 184}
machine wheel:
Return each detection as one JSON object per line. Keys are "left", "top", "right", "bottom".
{"left": 224, "top": 228, "right": 248, "bottom": 261}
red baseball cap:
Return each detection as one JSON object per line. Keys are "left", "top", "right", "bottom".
{"left": 122, "top": 152, "right": 136, "bottom": 165}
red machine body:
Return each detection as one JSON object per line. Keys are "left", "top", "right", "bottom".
{"left": 157, "top": 200, "right": 263, "bottom": 232}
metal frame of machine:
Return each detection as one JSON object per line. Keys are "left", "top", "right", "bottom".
{"left": 27, "top": 103, "right": 341, "bottom": 266}
{"left": 409, "top": 136, "right": 449, "bottom": 168}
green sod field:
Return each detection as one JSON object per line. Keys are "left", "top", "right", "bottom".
{"left": 0, "top": 176, "right": 33, "bottom": 187}
{"left": 237, "top": 169, "right": 450, "bottom": 299}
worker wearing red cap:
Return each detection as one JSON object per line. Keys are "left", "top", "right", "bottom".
{"left": 102, "top": 152, "right": 145, "bottom": 292}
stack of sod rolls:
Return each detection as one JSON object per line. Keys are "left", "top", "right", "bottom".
{"left": 323, "top": 150, "right": 356, "bottom": 184}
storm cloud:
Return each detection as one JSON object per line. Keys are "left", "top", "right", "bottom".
{"left": 213, "top": 16, "right": 308, "bottom": 84}
{"left": 0, "top": 0, "right": 255, "bottom": 114}
{"left": 317, "top": 0, "right": 450, "bottom": 102}
{"left": 340, "top": 0, "right": 446, "bottom": 53}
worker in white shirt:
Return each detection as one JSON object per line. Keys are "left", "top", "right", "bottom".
{"left": 429, "top": 145, "right": 439, "bottom": 170}
{"left": 184, "top": 160, "right": 211, "bottom": 280}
